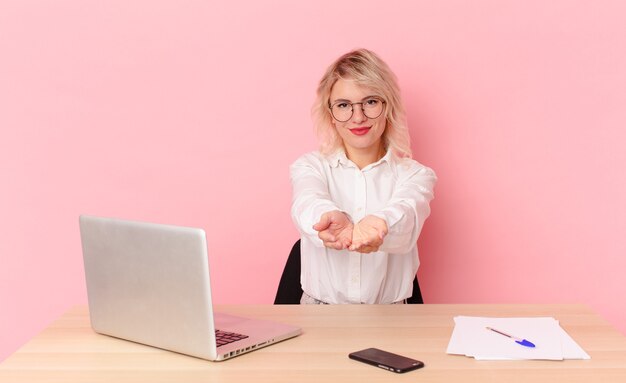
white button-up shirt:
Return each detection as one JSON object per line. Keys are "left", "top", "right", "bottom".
{"left": 290, "top": 150, "right": 436, "bottom": 304}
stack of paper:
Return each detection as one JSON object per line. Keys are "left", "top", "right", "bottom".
{"left": 446, "top": 316, "right": 590, "bottom": 360}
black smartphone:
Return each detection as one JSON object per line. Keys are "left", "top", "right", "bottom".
{"left": 348, "top": 348, "right": 424, "bottom": 373}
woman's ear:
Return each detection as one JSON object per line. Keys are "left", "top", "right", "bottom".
{"left": 330, "top": 116, "right": 337, "bottom": 129}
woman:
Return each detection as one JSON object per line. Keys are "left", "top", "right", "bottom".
{"left": 291, "top": 49, "right": 436, "bottom": 304}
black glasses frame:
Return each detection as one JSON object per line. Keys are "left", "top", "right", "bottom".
{"left": 329, "top": 98, "right": 386, "bottom": 122}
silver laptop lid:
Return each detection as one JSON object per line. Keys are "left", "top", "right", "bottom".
{"left": 79, "top": 215, "right": 218, "bottom": 360}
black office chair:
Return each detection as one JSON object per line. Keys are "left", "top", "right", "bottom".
{"left": 274, "top": 240, "right": 424, "bottom": 304}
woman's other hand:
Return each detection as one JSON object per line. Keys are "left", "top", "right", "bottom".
{"left": 349, "top": 215, "right": 388, "bottom": 253}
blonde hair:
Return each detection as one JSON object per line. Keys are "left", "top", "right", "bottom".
{"left": 312, "top": 49, "right": 412, "bottom": 159}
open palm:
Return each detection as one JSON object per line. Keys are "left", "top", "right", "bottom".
{"left": 350, "top": 215, "right": 388, "bottom": 253}
{"left": 313, "top": 211, "right": 354, "bottom": 250}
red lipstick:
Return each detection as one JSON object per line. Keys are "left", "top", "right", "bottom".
{"left": 349, "top": 127, "right": 370, "bottom": 136}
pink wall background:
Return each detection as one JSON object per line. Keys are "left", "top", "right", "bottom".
{"left": 1, "top": 1, "right": 625, "bottom": 361}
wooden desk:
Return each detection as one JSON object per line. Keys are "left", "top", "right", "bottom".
{"left": 1, "top": 304, "right": 626, "bottom": 382}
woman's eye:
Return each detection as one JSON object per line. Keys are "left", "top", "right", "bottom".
{"left": 365, "top": 98, "right": 379, "bottom": 106}
{"left": 336, "top": 103, "right": 350, "bottom": 109}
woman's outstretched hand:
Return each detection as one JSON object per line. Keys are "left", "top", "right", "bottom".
{"left": 313, "top": 210, "right": 354, "bottom": 250}
{"left": 314, "top": 212, "right": 388, "bottom": 253}
{"left": 349, "top": 215, "right": 388, "bottom": 253}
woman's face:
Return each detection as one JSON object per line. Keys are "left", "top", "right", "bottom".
{"left": 329, "top": 78, "right": 386, "bottom": 157}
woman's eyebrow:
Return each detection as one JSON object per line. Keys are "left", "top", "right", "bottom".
{"left": 331, "top": 95, "right": 379, "bottom": 103}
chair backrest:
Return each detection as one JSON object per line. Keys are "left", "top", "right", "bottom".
{"left": 406, "top": 274, "right": 423, "bottom": 304}
{"left": 274, "top": 240, "right": 303, "bottom": 304}
{"left": 274, "top": 240, "right": 424, "bottom": 304}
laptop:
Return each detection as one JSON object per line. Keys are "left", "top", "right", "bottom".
{"left": 79, "top": 215, "right": 301, "bottom": 361}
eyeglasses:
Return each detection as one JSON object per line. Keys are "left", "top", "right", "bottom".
{"left": 329, "top": 97, "right": 386, "bottom": 122}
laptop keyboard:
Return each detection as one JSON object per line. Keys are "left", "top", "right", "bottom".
{"left": 215, "top": 330, "right": 249, "bottom": 347}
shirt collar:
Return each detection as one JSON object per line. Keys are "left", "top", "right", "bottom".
{"left": 328, "top": 148, "right": 393, "bottom": 169}
{"left": 328, "top": 150, "right": 349, "bottom": 168}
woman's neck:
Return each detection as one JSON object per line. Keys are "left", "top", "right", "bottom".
{"left": 345, "top": 143, "right": 386, "bottom": 170}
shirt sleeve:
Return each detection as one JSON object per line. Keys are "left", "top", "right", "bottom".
{"left": 290, "top": 153, "right": 343, "bottom": 245}
{"left": 371, "top": 161, "right": 437, "bottom": 254}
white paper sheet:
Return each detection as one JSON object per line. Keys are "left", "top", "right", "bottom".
{"left": 446, "top": 316, "right": 590, "bottom": 361}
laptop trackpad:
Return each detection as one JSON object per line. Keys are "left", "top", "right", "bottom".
{"left": 214, "top": 312, "right": 296, "bottom": 338}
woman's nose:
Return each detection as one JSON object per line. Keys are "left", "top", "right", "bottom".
{"left": 351, "top": 103, "right": 367, "bottom": 122}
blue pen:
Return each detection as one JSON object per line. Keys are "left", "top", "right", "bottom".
{"left": 486, "top": 327, "right": 536, "bottom": 348}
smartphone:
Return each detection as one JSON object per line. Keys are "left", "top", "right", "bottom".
{"left": 348, "top": 348, "right": 424, "bottom": 373}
